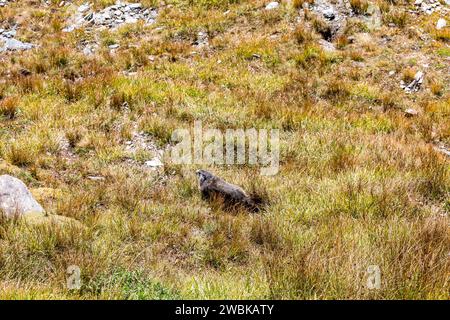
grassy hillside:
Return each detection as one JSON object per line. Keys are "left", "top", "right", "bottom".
{"left": 0, "top": 0, "right": 449, "bottom": 299}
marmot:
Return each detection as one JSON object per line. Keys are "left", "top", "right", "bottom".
{"left": 196, "top": 170, "right": 261, "bottom": 212}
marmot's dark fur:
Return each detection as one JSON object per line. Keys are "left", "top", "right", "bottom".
{"left": 196, "top": 170, "right": 261, "bottom": 212}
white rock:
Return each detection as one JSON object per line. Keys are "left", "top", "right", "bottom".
{"left": 0, "top": 175, "right": 44, "bottom": 218}
{"left": 265, "top": 2, "right": 279, "bottom": 10}
{"left": 436, "top": 18, "right": 446, "bottom": 30}
{"left": 62, "top": 25, "right": 75, "bottom": 33}
{"left": 405, "top": 108, "right": 419, "bottom": 116}
{"left": 435, "top": 145, "right": 450, "bottom": 157}
{"left": 125, "top": 17, "right": 138, "bottom": 24}
{"left": 0, "top": 36, "right": 34, "bottom": 51}
{"left": 78, "top": 3, "right": 90, "bottom": 13}
{"left": 404, "top": 71, "right": 424, "bottom": 93}
{"left": 144, "top": 157, "right": 163, "bottom": 168}
{"left": 87, "top": 176, "right": 106, "bottom": 181}
{"left": 318, "top": 39, "right": 336, "bottom": 52}
{"left": 322, "top": 8, "right": 336, "bottom": 20}
{"left": 129, "top": 3, "right": 142, "bottom": 9}
{"left": 414, "top": 71, "right": 424, "bottom": 82}
{"left": 2, "top": 30, "right": 16, "bottom": 38}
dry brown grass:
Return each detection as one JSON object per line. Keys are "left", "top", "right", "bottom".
{"left": 0, "top": 96, "right": 19, "bottom": 120}
{"left": 350, "top": 0, "right": 369, "bottom": 15}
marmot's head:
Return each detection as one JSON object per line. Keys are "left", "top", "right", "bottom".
{"left": 196, "top": 169, "right": 213, "bottom": 185}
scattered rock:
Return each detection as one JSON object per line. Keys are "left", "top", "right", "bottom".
{"left": 0, "top": 175, "right": 44, "bottom": 218}
{"left": 404, "top": 108, "right": 419, "bottom": 117}
{"left": 0, "top": 29, "right": 35, "bottom": 53}
{"left": 308, "top": 0, "right": 351, "bottom": 40}
{"left": 193, "top": 31, "right": 209, "bottom": 47}
{"left": 318, "top": 39, "right": 336, "bottom": 52}
{"left": 82, "top": 42, "right": 98, "bottom": 55}
{"left": 403, "top": 71, "right": 424, "bottom": 93}
{"left": 123, "top": 128, "right": 165, "bottom": 169}
{"left": 19, "top": 68, "right": 32, "bottom": 76}
{"left": 58, "top": 135, "right": 77, "bottom": 162}
{"left": 436, "top": 18, "right": 447, "bottom": 30}
{"left": 265, "top": 2, "right": 279, "bottom": 10}
{"left": 413, "top": 0, "right": 449, "bottom": 16}
{"left": 78, "top": 2, "right": 90, "bottom": 13}
{"left": 125, "top": 130, "right": 161, "bottom": 154}
{"left": 87, "top": 176, "right": 106, "bottom": 181}
{"left": 434, "top": 144, "right": 450, "bottom": 158}
{"left": 322, "top": 8, "right": 335, "bottom": 20}
{"left": 144, "top": 157, "right": 164, "bottom": 169}
{"left": 63, "top": 1, "right": 158, "bottom": 32}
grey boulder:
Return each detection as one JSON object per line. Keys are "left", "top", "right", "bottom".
{"left": 0, "top": 36, "right": 34, "bottom": 52}
{"left": 0, "top": 175, "right": 44, "bottom": 217}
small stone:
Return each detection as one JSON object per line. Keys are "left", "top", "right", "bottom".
{"left": 323, "top": 8, "right": 335, "bottom": 20}
{"left": 144, "top": 157, "right": 163, "bottom": 168}
{"left": 436, "top": 18, "right": 446, "bottom": 30}
{"left": 404, "top": 108, "right": 419, "bottom": 116}
{"left": 414, "top": 71, "right": 424, "bottom": 82}
{"left": 318, "top": 39, "right": 336, "bottom": 52}
{"left": 434, "top": 145, "right": 450, "bottom": 157}
{"left": 125, "top": 17, "right": 138, "bottom": 24}
{"left": 129, "top": 3, "right": 142, "bottom": 9}
{"left": 2, "top": 30, "right": 16, "bottom": 38}
{"left": 64, "top": 2, "right": 158, "bottom": 32}
{"left": 109, "top": 44, "right": 120, "bottom": 49}
{"left": 389, "top": 70, "right": 395, "bottom": 76}
{"left": 84, "top": 12, "right": 94, "bottom": 22}
{"left": 62, "top": 25, "right": 75, "bottom": 32}
{"left": 404, "top": 71, "right": 424, "bottom": 93}
{"left": 265, "top": 2, "right": 279, "bottom": 10}
{"left": 87, "top": 176, "right": 106, "bottom": 181}
{"left": 19, "top": 68, "right": 32, "bottom": 76}
{"left": 78, "top": 3, "right": 90, "bottom": 13}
